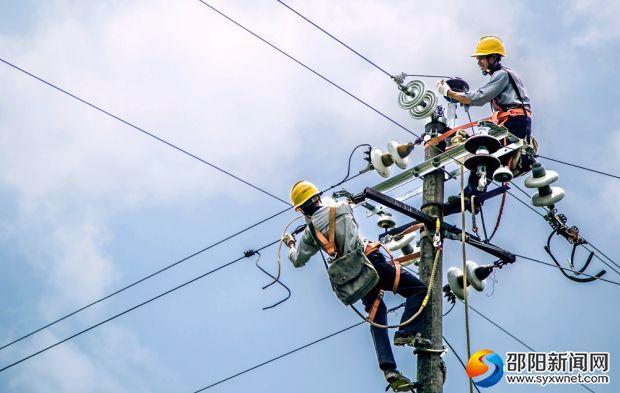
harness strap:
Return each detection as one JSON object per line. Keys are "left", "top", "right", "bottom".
{"left": 312, "top": 207, "right": 338, "bottom": 257}
{"left": 367, "top": 290, "right": 384, "bottom": 322}
{"left": 392, "top": 260, "right": 401, "bottom": 293}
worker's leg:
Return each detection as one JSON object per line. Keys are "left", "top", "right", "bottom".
{"left": 394, "top": 267, "right": 428, "bottom": 335}
{"left": 503, "top": 115, "right": 534, "bottom": 170}
{"left": 362, "top": 288, "right": 396, "bottom": 371}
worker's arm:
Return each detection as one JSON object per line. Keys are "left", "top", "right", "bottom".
{"left": 446, "top": 90, "right": 472, "bottom": 105}
{"left": 463, "top": 70, "right": 509, "bottom": 107}
{"left": 287, "top": 228, "right": 320, "bottom": 268}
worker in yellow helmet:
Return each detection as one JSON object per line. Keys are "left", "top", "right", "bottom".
{"left": 283, "top": 180, "right": 430, "bottom": 392}
{"left": 436, "top": 36, "right": 534, "bottom": 207}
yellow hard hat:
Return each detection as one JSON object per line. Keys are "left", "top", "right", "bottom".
{"left": 471, "top": 36, "right": 505, "bottom": 57}
{"left": 290, "top": 180, "right": 320, "bottom": 209}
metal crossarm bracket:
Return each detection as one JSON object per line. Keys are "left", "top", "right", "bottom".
{"left": 371, "top": 125, "right": 523, "bottom": 194}
{"left": 353, "top": 188, "right": 515, "bottom": 263}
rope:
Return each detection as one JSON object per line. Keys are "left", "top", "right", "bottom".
{"left": 271, "top": 215, "right": 304, "bottom": 287}
{"left": 349, "top": 245, "right": 441, "bottom": 329}
{"left": 459, "top": 164, "right": 474, "bottom": 393}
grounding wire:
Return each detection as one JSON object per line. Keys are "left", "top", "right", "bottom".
{"left": 0, "top": 238, "right": 286, "bottom": 373}
{"left": 0, "top": 57, "right": 291, "bottom": 206}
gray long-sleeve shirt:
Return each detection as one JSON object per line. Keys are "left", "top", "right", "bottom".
{"left": 465, "top": 67, "right": 531, "bottom": 111}
{"left": 288, "top": 202, "right": 365, "bottom": 268}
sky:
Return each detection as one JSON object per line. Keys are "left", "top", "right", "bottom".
{"left": 0, "top": 0, "right": 618, "bottom": 392}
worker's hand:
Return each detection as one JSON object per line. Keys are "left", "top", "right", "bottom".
{"left": 436, "top": 80, "right": 450, "bottom": 98}
{"left": 281, "top": 233, "right": 296, "bottom": 248}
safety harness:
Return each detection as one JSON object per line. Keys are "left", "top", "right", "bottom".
{"left": 366, "top": 243, "right": 401, "bottom": 323}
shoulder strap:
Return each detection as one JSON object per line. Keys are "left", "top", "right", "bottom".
{"left": 308, "top": 207, "right": 338, "bottom": 258}
{"left": 502, "top": 66, "right": 527, "bottom": 111}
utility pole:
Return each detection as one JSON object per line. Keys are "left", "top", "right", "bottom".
{"left": 416, "top": 114, "right": 447, "bottom": 393}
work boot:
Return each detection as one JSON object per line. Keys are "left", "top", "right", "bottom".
{"left": 393, "top": 331, "right": 432, "bottom": 348}
{"left": 384, "top": 369, "right": 417, "bottom": 392}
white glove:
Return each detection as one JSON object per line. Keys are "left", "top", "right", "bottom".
{"left": 281, "top": 233, "right": 296, "bottom": 248}
{"left": 436, "top": 79, "right": 450, "bottom": 98}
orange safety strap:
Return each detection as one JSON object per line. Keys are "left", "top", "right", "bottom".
{"left": 392, "top": 260, "right": 401, "bottom": 293}
{"left": 425, "top": 108, "right": 533, "bottom": 149}
{"left": 313, "top": 207, "right": 338, "bottom": 257}
{"left": 367, "top": 290, "right": 384, "bottom": 322}
{"left": 364, "top": 241, "right": 380, "bottom": 256}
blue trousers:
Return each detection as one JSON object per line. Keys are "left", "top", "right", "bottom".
{"left": 361, "top": 251, "right": 428, "bottom": 371}
{"left": 465, "top": 115, "right": 532, "bottom": 197}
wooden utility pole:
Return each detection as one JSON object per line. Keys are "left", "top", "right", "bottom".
{"left": 416, "top": 116, "right": 447, "bottom": 393}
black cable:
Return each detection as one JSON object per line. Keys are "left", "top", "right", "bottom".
{"left": 442, "top": 301, "right": 456, "bottom": 317}
{"left": 537, "top": 154, "right": 620, "bottom": 181}
{"left": 507, "top": 183, "right": 620, "bottom": 274}
{"left": 275, "top": 0, "right": 392, "bottom": 78}
{"left": 0, "top": 57, "right": 291, "bottom": 206}
{"left": 196, "top": 0, "right": 416, "bottom": 137}
{"left": 515, "top": 254, "right": 620, "bottom": 287}
{"left": 330, "top": 144, "right": 370, "bottom": 189}
{"left": 442, "top": 335, "right": 482, "bottom": 393}
{"left": 194, "top": 303, "right": 405, "bottom": 392}
{"left": 463, "top": 300, "right": 596, "bottom": 393}
{"left": 0, "top": 206, "right": 292, "bottom": 352}
{"left": 0, "top": 238, "right": 284, "bottom": 374}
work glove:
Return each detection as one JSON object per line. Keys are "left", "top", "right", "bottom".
{"left": 436, "top": 79, "right": 450, "bottom": 98}
{"left": 281, "top": 233, "right": 296, "bottom": 248}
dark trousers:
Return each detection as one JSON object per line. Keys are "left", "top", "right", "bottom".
{"left": 361, "top": 250, "right": 428, "bottom": 371}
{"left": 465, "top": 115, "right": 532, "bottom": 198}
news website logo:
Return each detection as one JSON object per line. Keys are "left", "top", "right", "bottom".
{"left": 466, "top": 349, "right": 505, "bottom": 388}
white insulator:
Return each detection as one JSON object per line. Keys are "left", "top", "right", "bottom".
{"left": 370, "top": 148, "right": 393, "bottom": 178}
{"left": 525, "top": 170, "right": 559, "bottom": 189}
{"left": 466, "top": 261, "right": 486, "bottom": 292}
{"left": 387, "top": 232, "right": 417, "bottom": 253}
{"left": 447, "top": 267, "right": 467, "bottom": 300}
{"left": 377, "top": 214, "right": 396, "bottom": 229}
{"left": 409, "top": 90, "right": 437, "bottom": 119}
{"left": 398, "top": 80, "right": 425, "bottom": 109}
{"left": 493, "top": 166, "right": 514, "bottom": 183}
{"left": 387, "top": 140, "right": 411, "bottom": 170}
{"left": 532, "top": 186, "right": 566, "bottom": 207}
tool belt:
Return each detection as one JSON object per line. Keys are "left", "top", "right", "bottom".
{"left": 309, "top": 207, "right": 379, "bottom": 306}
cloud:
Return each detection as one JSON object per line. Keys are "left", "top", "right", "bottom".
{"left": 563, "top": 0, "right": 620, "bottom": 47}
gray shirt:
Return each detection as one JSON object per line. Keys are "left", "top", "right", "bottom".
{"left": 465, "top": 67, "right": 531, "bottom": 111}
{"left": 288, "top": 202, "right": 365, "bottom": 268}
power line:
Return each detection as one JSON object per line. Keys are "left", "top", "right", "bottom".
{"left": 516, "top": 254, "right": 620, "bottom": 287}
{"left": 507, "top": 182, "right": 620, "bottom": 274}
{"left": 275, "top": 0, "right": 392, "bottom": 78}
{"left": 0, "top": 57, "right": 291, "bottom": 206}
{"left": 0, "top": 240, "right": 282, "bottom": 373}
{"left": 464, "top": 301, "right": 596, "bottom": 393}
{"left": 0, "top": 206, "right": 291, "bottom": 352}
{"left": 537, "top": 154, "right": 620, "bottom": 181}
{"left": 195, "top": 0, "right": 416, "bottom": 137}
{"left": 442, "top": 335, "right": 482, "bottom": 393}
{"left": 0, "top": 166, "right": 364, "bottom": 353}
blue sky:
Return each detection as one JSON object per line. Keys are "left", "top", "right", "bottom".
{"left": 0, "top": 1, "right": 618, "bottom": 392}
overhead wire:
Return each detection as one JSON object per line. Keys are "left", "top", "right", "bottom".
{"left": 537, "top": 154, "right": 620, "bottom": 181}
{"left": 0, "top": 238, "right": 286, "bottom": 373}
{"left": 0, "top": 57, "right": 291, "bottom": 206}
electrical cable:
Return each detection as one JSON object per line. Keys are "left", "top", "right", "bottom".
{"left": 507, "top": 183, "right": 620, "bottom": 275}
{"left": 194, "top": 303, "right": 405, "bottom": 392}
{"left": 0, "top": 206, "right": 291, "bottom": 352}
{"left": 275, "top": 0, "right": 392, "bottom": 78}
{"left": 0, "top": 237, "right": 290, "bottom": 373}
{"left": 537, "top": 154, "right": 620, "bottom": 181}
{"left": 515, "top": 254, "right": 620, "bottom": 287}
{"left": 0, "top": 57, "right": 291, "bottom": 206}
{"left": 330, "top": 144, "right": 370, "bottom": 189}
{"left": 0, "top": 160, "right": 368, "bottom": 353}
{"left": 442, "top": 335, "right": 482, "bottom": 393}
{"left": 196, "top": 0, "right": 418, "bottom": 138}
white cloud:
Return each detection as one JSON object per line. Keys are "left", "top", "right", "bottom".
{"left": 563, "top": 0, "right": 620, "bottom": 47}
